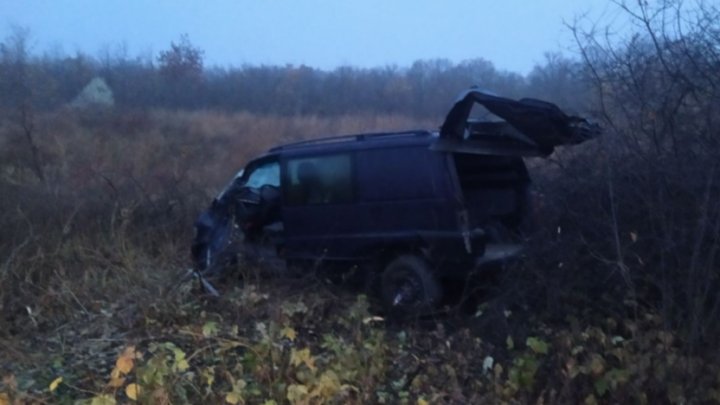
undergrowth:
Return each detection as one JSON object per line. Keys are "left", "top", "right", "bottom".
{"left": 3, "top": 273, "right": 719, "bottom": 404}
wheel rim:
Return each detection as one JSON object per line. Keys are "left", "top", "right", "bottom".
{"left": 390, "top": 270, "right": 422, "bottom": 308}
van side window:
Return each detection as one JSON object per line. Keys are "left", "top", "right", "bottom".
{"left": 286, "top": 154, "right": 352, "bottom": 205}
{"left": 245, "top": 161, "right": 280, "bottom": 189}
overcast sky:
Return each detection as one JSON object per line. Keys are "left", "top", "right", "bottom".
{"left": 2, "top": 0, "right": 613, "bottom": 74}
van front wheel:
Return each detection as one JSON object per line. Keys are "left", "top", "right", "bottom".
{"left": 381, "top": 255, "right": 441, "bottom": 317}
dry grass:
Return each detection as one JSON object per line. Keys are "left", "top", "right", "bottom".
{"left": 1, "top": 109, "right": 719, "bottom": 404}
{"left": 0, "top": 108, "right": 434, "bottom": 337}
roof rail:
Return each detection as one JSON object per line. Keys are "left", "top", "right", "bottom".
{"left": 269, "top": 129, "right": 431, "bottom": 152}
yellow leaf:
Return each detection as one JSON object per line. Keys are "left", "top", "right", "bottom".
{"left": 90, "top": 394, "right": 118, "bottom": 405}
{"left": 108, "top": 376, "right": 125, "bottom": 388}
{"left": 176, "top": 359, "right": 190, "bottom": 372}
{"left": 281, "top": 326, "right": 297, "bottom": 341}
{"left": 49, "top": 376, "right": 63, "bottom": 392}
{"left": 225, "top": 380, "right": 246, "bottom": 404}
{"left": 309, "top": 371, "right": 340, "bottom": 398}
{"left": 290, "top": 348, "right": 316, "bottom": 371}
{"left": 225, "top": 391, "right": 241, "bottom": 404}
{"left": 115, "top": 346, "right": 137, "bottom": 375}
{"left": 584, "top": 394, "right": 598, "bottom": 405}
{"left": 287, "top": 384, "right": 309, "bottom": 404}
{"left": 125, "top": 383, "right": 141, "bottom": 401}
{"left": 0, "top": 393, "right": 10, "bottom": 405}
{"left": 121, "top": 345, "right": 138, "bottom": 358}
{"left": 235, "top": 380, "right": 247, "bottom": 391}
{"left": 116, "top": 356, "right": 134, "bottom": 374}
{"left": 418, "top": 398, "right": 430, "bottom": 405}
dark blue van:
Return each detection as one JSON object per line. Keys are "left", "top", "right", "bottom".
{"left": 191, "top": 88, "right": 600, "bottom": 315}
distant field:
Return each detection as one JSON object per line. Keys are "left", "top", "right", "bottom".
{"left": 1, "top": 108, "right": 436, "bottom": 198}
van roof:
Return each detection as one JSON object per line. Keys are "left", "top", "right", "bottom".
{"left": 268, "top": 129, "right": 435, "bottom": 154}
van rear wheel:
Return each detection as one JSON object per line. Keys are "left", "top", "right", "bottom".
{"left": 381, "top": 255, "right": 441, "bottom": 317}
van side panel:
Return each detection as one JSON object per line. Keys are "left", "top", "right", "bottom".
{"left": 352, "top": 147, "right": 457, "bottom": 248}
{"left": 281, "top": 146, "right": 458, "bottom": 261}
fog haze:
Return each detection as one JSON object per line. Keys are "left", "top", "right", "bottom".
{"left": 3, "top": 0, "right": 610, "bottom": 73}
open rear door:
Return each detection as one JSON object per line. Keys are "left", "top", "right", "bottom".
{"left": 433, "top": 88, "right": 601, "bottom": 156}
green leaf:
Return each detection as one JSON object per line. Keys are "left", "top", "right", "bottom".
{"left": 202, "top": 367, "right": 215, "bottom": 388}
{"left": 594, "top": 378, "right": 609, "bottom": 396}
{"left": 589, "top": 354, "right": 605, "bottom": 376}
{"left": 202, "top": 321, "right": 219, "bottom": 337}
{"left": 171, "top": 347, "right": 189, "bottom": 371}
{"left": 281, "top": 301, "right": 309, "bottom": 317}
{"left": 526, "top": 337, "right": 549, "bottom": 355}
{"left": 506, "top": 335, "right": 514, "bottom": 350}
{"left": 391, "top": 374, "right": 407, "bottom": 391}
{"left": 605, "top": 368, "right": 630, "bottom": 387}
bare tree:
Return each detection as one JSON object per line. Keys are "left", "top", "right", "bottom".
{"left": 0, "top": 27, "right": 46, "bottom": 183}
{"left": 158, "top": 34, "right": 204, "bottom": 83}
{"left": 567, "top": 0, "right": 720, "bottom": 346}
{"left": 0, "top": 26, "right": 32, "bottom": 109}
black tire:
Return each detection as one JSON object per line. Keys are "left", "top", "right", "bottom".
{"left": 381, "top": 255, "right": 441, "bottom": 317}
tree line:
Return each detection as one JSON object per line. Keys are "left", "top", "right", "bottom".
{"left": 0, "top": 30, "right": 589, "bottom": 118}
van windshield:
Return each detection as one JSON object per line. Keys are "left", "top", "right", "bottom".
{"left": 245, "top": 162, "right": 280, "bottom": 189}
